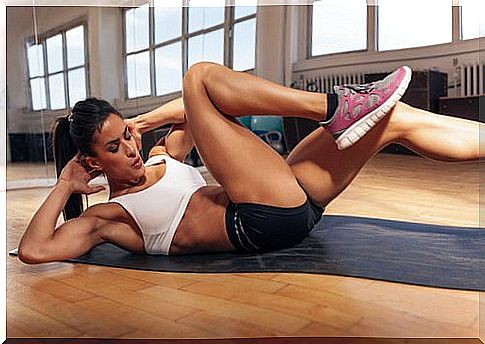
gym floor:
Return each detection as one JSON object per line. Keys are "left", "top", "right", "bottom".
{"left": 6, "top": 153, "right": 483, "bottom": 338}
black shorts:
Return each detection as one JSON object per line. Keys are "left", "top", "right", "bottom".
{"left": 225, "top": 194, "right": 324, "bottom": 252}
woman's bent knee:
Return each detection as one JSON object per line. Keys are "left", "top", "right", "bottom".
{"left": 183, "top": 61, "right": 218, "bottom": 86}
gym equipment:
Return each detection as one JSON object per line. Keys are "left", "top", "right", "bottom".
{"left": 237, "top": 116, "right": 252, "bottom": 128}
{"left": 258, "top": 131, "right": 285, "bottom": 154}
{"left": 250, "top": 116, "right": 287, "bottom": 153}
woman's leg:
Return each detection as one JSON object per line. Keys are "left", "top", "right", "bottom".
{"left": 184, "top": 63, "right": 328, "bottom": 121}
{"left": 393, "top": 103, "right": 481, "bottom": 162}
{"left": 182, "top": 62, "right": 410, "bottom": 150}
{"left": 181, "top": 61, "right": 406, "bottom": 206}
{"left": 287, "top": 102, "right": 483, "bottom": 207}
{"left": 182, "top": 63, "right": 314, "bottom": 206}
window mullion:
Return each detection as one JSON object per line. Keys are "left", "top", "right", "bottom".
{"left": 127, "top": 48, "right": 150, "bottom": 56}
{"left": 123, "top": 8, "right": 129, "bottom": 101}
{"left": 307, "top": 5, "right": 313, "bottom": 59}
{"left": 186, "top": 23, "right": 225, "bottom": 39}
{"left": 62, "top": 31, "right": 70, "bottom": 109}
{"left": 182, "top": 5, "right": 189, "bottom": 75}
{"left": 42, "top": 38, "right": 50, "bottom": 110}
{"left": 367, "top": 3, "right": 377, "bottom": 52}
{"left": 83, "top": 24, "right": 90, "bottom": 98}
{"left": 149, "top": 6, "right": 156, "bottom": 97}
{"left": 233, "top": 13, "right": 256, "bottom": 24}
{"left": 452, "top": 3, "right": 461, "bottom": 42}
{"left": 25, "top": 42, "right": 34, "bottom": 111}
{"left": 153, "top": 36, "right": 183, "bottom": 49}
{"left": 224, "top": 2, "right": 232, "bottom": 67}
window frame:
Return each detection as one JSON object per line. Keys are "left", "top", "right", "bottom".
{"left": 25, "top": 19, "right": 90, "bottom": 112}
{"left": 122, "top": 3, "right": 257, "bottom": 101}
{"left": 307, "top": 0, "right": 481, "bottom": 60}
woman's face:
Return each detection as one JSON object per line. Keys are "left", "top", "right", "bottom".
{"left": 87, "top": 114, "right": 145, "bottom": 182}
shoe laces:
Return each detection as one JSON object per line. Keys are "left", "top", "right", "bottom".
{"left": 345, "top": 81, "right": 377, "bottom": 95}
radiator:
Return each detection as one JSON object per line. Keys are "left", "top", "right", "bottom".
{"left": 291, "top": 72, "right": 365, "bottom": 93}
{"left": 456, "top": 62, "right": 485, "bottom": 97}
{"left": 294, "top": 64, "right": 485, "bottom": 97}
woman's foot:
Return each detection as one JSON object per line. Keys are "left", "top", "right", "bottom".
{"left": 320, "top": 66, "right": 412, "bottom": 150}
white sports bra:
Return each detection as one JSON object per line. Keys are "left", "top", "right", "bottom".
{"left": 109, "top": 154, "right": 207, "bottom": 255}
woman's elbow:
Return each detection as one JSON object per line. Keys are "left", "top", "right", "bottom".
{"left": 170, "top": 151, "right": 188, "bottom": 162}
{"left": 17, "top": 245, "right": 49, "bottom": 264}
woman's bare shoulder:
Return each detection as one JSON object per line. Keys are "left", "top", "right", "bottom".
{"left": 148, "top": 144, "right": 169, "bottom": 158}
{"left": 81, "top": 202, "right": 126, "bottom": 221}
{"left": 81, "top": 203, "right": 145, "bottom": 253}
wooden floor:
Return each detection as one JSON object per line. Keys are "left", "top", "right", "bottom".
{"left": 6, "top": 162, "right": 56, "bottom": 182}
{"left": 6, "top": 153, "right": 484, "bottom": 339}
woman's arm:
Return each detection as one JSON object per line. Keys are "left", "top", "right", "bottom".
{"left": 131, "top": 97, "right": 186, "bottom": 135}
{"left": 125, "top": 97, "right": 195, "bottom": 161}
{"left": 18, "top": 155, "right": 107, "bottom": 264}
{"left": 149, "top": 122, "right": 195, "bottom": 161}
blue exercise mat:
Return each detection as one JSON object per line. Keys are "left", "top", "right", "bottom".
{"left": 9, "top": 215, "right": 485, "bottom": 291}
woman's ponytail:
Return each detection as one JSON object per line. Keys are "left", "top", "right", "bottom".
{"left": 50, "top": 98, "right": 122, "bottom": 221}
{"left": 52, "top": 116, "right": 84, "bottom": 221}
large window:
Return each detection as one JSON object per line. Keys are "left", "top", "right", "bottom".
{"left": 378, "top": 0, "right": 452, "bottom": 51}
{"left": 311, "top": 0, "right": 367, "bottom": 56}
{"left": 460, "top": 0, "right": 485, "bottom": 40}
{"left": 310, "top": 0, "right": 484, "bottom": 57}
{"left": 124, "top": 0, "right": 257, "bottom": 99}
{"left": 26, "top": 24, "right": 88, "bottom": 111}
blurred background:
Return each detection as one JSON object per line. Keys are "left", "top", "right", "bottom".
{"left": 5, "top": 0, "right": 484, "bottom": 189}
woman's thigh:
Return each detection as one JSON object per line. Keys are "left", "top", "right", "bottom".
{"left": 183, "top": 65, "right": 306, "bottom": 207}
{"left": 286, "top": 112, "right": 399, "bottom": 207}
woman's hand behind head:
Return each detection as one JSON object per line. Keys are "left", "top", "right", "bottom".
{"left": 57, "top": 153, "right": 105, "bottom": 195}
{"left": 125, "top": 118, "right": 142, "bottom": 151}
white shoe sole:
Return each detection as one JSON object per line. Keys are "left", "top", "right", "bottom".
{"left": 334, "top": 66, "right": 412, "bottom": 150}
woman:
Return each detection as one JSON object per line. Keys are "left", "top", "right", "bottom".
{"left": 17, "top": 63, "right": 481, "bottom": 263}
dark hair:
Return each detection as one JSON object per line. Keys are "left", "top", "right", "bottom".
{"left": 52, "top": 97, "right": 122, "bottom": 220}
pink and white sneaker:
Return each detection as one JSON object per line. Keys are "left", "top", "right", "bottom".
{"left": 320, "top": 66, "right": 412, "bottom": 150}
